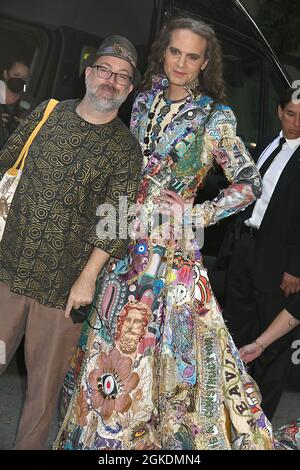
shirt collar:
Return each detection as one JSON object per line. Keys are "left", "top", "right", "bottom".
{"left": 280, "top": 130, "right": 300, "bottom": 149}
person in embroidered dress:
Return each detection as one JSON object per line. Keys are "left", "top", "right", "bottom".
{"left": 54, "top": 17, "right": 275, "bottom": 450}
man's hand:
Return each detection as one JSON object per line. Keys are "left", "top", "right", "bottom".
{"left": 64, "top": 246, "right": 111, "bottom": 319}
{"left": 153, "top": 189, "right": 187, "bottom": 216}
{"left": 65, "top": 271, "right": 96, "bottom": 319}
{"left": 239, "top": 342, "right": 263, "bottom": 363}
{"left": 280, "top": 272, "right": 300, "bottom": 297}
{"left": 153, "top": 189, "right": 195, "bottom": 225}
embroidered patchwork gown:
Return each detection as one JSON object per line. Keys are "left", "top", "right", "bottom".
{"left": 54, "top": 76, "right": 274, "bottom": 450}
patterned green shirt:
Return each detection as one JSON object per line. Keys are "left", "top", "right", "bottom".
{"left": 0, "top": 99, "right": 142, "bottom": 309}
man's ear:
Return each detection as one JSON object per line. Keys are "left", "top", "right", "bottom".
{"left": 85, "top": 66, "right": 92, "bottom": 80}
{"left": 278, "top": 104, "right": 283, "bottom": 120}
{"left": 3, "top": 69, "right": 8, "bottom": 81}
{"left": 201, "top": 60, "right": 208, "bottom": 71}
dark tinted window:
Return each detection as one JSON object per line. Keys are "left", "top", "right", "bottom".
{"left": 222, "top": 40, "right": 261, "bottom": 146}
{"left": 266, "top": 68, "right": 286, "bottom": 136}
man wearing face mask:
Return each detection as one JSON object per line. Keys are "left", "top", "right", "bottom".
{"left": 0, "top": 59, "right": 30, "bottom": 145}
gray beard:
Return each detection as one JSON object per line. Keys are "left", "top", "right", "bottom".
{"left": 86, "top": 83, "right": 127, "bottom": 113}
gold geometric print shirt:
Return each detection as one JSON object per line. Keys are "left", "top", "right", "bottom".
{"left": 0, "top": 99, "right": 142, "bottom": 309}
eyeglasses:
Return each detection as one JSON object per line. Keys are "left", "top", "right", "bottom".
{"left": 91, "top": 65, "right": 133, "bottom": 86}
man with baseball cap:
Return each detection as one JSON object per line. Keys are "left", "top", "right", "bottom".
{"left": 0, "top": 35, "right": 142, "bottom": 449}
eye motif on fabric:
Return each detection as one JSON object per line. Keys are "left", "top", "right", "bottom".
{"left": 97, "top": 373, "right": 120, "bottom": 399}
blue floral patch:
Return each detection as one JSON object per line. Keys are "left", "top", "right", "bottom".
{"left": 115, "top": 258, "right": 129, "bottom": 275}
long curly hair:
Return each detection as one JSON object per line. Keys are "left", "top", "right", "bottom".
{"left": 141, "top": 17, "right": 226, "bottom": 103}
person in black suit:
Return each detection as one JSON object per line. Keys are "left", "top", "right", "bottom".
{"left": 223, "top": 87, "right": 300, "bottom": 420}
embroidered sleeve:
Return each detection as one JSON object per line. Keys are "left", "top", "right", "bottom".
{"left": 192, "top": 106, "right": 261, "bottom": 227}
{"left": 130, "top": 91, "right": 149, "bottom": 141}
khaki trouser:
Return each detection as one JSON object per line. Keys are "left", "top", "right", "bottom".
{"left": 0, "top": 282, "right": 82, "bottom": 449}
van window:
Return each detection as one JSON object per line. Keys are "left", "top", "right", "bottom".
{"left": 0, "top": 25, "right": 35, "bottom": 146}
{"left": 0, "top": 28, "right": 34, "bottom": 77}
{"left": 266, "top": 68, "right": 285, "bottom": 137}
{"left": 222, "top": 40, "right": 262, "bottom": 147}
{"left": 80, "top": 45, "right": 99, "bottom": 76}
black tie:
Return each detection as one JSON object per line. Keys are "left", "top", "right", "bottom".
{"left": 239, "top": 137, "right": 286, "bottom": 224}
{"left": 258, "top": 137, "right": 286, "bottom": 178}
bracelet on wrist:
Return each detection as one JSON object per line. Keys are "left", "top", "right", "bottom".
{"left": 254, "top": 339, "right": 265, "bottom": 352}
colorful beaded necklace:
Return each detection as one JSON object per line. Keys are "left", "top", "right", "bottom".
{"left": 143, "top": 91, "right": 191, "bottom": 159}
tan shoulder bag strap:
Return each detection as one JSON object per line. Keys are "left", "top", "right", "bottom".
{"left": 8, "top": 99, "right": 59, "bottom": 176}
